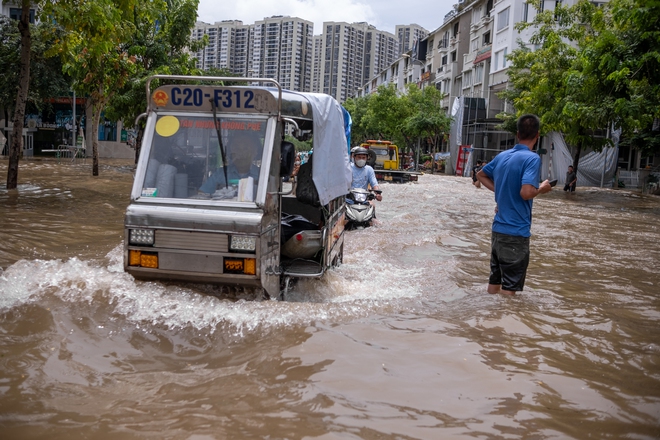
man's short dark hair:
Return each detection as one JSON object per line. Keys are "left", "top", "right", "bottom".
{"left": 517, "top": 114, "right": 540, "bottom": 141}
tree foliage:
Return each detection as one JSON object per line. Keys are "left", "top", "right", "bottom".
{"left": 104, "top": 0, "right": 206, "bottom": 128}
{"left": 0, "top": 17, "right": 69, "bottom": 116}
{"left": 341, "top": 94, "right": 371, "bottom": 146}
{"left": 401, "top": 84, "right": 452, "bottom": 153}
{"left": 500, "top": 0, "right": 660, "bottom": 165}
{"left": 43, "top": 0, "right": 165, "bottom": 175}
{"left": 344, "top": 83, "right": 451, "bottom": 156}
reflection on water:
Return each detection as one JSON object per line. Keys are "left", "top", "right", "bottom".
{"left": 1, "top": 158, "right": 659, "bottom": 439}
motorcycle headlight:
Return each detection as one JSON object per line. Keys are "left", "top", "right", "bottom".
{"left": 129, "top": 228, "right": 154, "bottom": 245}
{"left": 354, "top": 192, "right": 367, "bottom": 203}
{"left": 230, "top": 235, "right": 257, "bottom": 252}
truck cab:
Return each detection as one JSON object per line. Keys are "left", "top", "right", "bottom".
{"left": 360, "top": 140, "right": 419, "bottom": 183}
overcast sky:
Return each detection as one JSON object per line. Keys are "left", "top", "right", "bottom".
{"left": 197, "top": 0, "right": 455, "bottom": 35}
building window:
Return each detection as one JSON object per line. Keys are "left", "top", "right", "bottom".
{"left": 475, "top": 64, "right": 483, "bottom": 83}
{"left": 472, "top": 38, "right": 479, "bottom": 52}
{"left": 522, "top": 2, "right": 529, "bottom": 22}
{"left": 464, "top": 70, "right": 472, "bottom": 87}
{"left": 451, "top": 50, "right": 457, "bottom": 62}
{"left": 494, "top": 47, "right": 508, "bottom": 70}
{"left": 9, "top": 8, "right": 36, "bottom": 23}
{"left": 472, "top": 6, "right": 481, "bottom": 23}
{"left": 497, "top": 7, "right": 510, "bottom": 32}
{"left": 453, "top": 22, "right": 459, "bottom": 37}
{"left": 442, "top": 55, "right": 447, "bottom": 65}
{"left": 483, "top": 31, "right": 491, "bottom": 45}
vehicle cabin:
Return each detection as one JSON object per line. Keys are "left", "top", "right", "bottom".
{"left": 361, "top": 140, "right": 399, "bottom": 170}
{"left": 124, "top": 75, "right": 352, "bottom": 299}
{"left": 360, "top": 139, "right": 419, "bottom": 183}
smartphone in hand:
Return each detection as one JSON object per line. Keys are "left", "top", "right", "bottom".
{"left": 549, "top": 179, "right": 558, "bottom": 187}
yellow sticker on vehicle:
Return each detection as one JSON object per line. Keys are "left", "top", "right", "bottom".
{"left": 155, "top": 115, "right": 180, "bottom": 137}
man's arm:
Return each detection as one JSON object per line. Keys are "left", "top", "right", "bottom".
{"left": 476, "top": 169, "right": 495, "bottom": 192}
{"left": 520, "top": 180, "right": 552, "bottom": 200}
{"left": 373, "top": 184, "right": 382, "bottom": 201}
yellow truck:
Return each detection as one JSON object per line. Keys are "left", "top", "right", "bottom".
{"left": 360, "top": 140, "right": 419, "bottom": 183}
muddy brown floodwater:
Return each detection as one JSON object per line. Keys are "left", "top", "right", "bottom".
{"left": 1, "top": 158, "right": 659, "bottom": 439}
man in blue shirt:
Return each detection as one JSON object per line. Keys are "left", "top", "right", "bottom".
{"left": 349, "top": 147, "right": 382, "bottom": 201}
{"left": 477, "top": 114, "right": 552, "bottom": 295}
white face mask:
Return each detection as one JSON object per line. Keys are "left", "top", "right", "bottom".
{"left": 355, "top": 159, "right": 367, "bottom": 168}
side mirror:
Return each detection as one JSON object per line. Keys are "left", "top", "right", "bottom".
{"left": 280, "top": 141, "right": 296, "bottom": 176}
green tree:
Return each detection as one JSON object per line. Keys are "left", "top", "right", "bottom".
{"left": 586, "top": 0, "right": 660, "bottom": 157}
{"left": 0, "top": 16, "right": 69, "bottom": 127}
{"left": 501, "top": 0, "right": 660, "bottom": 169}
{"left": 104, "top": 0, "right": 206, "bottom": 129}
{"left": 361, "top": 83, "right": 412, "bottom": 147}
{"left": 401, "top": 84, "right": 452, "bottom": 157}
{"left": 43, "top": 0, "right": 163, "bottom": 176}
{"left": 342, "top": 94, "right": 371, "bottom": 146}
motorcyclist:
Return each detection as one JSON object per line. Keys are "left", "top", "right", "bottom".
{"left": 349, "top": 146, "right": 382, "bottom": 202}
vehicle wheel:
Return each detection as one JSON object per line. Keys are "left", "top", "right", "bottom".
{"left": 367, "top": 149, "right": 377, "bottom": 167}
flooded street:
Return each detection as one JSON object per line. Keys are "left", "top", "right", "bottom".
{"left": 1, "top": 158, "right": 659, "bottom": 439}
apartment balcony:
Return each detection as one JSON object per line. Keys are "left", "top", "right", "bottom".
{"left": 464, "top": 51, "right": 476, "bottom": 66}
{"left": 470, "top": 15, "right": 493, "bottom": 32}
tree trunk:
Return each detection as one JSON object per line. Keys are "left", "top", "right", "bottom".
{"left": 573, "top": 139, "right": 583, "bottom": 174}
{"left": 6, "top": 1, "right": 31, "bottom": 190}
{"left": 91, "top": 99, "right": 101, "bottom": 176}
{"left": 90, "top": 90, "right": 108, "bottom": 176}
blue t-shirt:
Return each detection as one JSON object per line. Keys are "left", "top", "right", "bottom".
{"left": 350, "top": 163, "right": 378, "bottom": 190}
{"left": 481, "top": 144, "right": 541, "bottom": 237}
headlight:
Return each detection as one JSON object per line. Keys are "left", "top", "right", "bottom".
{"left": 354, "top": 192, "right": 367, "bottom": 203}
{"left": 129, "top": 229, "right": 154, "bottom": 245}
{"left": 230, "top": 235, "right": 257, "bottom": 252}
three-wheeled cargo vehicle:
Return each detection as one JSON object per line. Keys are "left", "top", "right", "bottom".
{"left": 123, "top": 75, "right": 352, "bottom": 299}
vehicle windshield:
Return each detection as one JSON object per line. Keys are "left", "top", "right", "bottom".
{"left": 140, "top": 115, "right": 267, "bottom": 202}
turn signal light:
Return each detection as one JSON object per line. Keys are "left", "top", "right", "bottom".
{"left": 129, "top": 250, "right": 158, "bottom": 268}
{"left": 141, "top": 253, "right": 158, "bottom": 268}
{"left": 129, "top": 250, "right": 141, "bottom": 266}
{"left": 244, "top": 258, "right": 256, "bottom": 275}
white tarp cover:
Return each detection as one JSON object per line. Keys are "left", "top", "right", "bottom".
{"left": 543, "top": 131, "right": 618, "bottom": 187}
{"left": 305, "top": 93, "right": 352, "bottom": 205}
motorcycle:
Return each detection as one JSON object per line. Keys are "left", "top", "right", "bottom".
{"left": 345, "top": 188, "right": 381, "bottom": 230}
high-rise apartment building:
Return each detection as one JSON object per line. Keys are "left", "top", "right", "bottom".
{"left": 314, "top": 22, "right": 398, "bottom": 102}
{"left": 192, "top": 20, "right": 250, "bottom": 74}
{"left": 192, "top": 16, "right": 313, "bottom": 92}
{"left": 395, "top": 24, "right": 429, "bottom": 55}
{"left": 311, "top": 35, "right": 323, "bottom": 94}
{"left": 251, "top": 16, "right": 314, "bottom": 92}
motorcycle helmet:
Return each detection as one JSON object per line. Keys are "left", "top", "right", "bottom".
{"left": 352, "top": 147, "right": 369, "bottom": 168}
